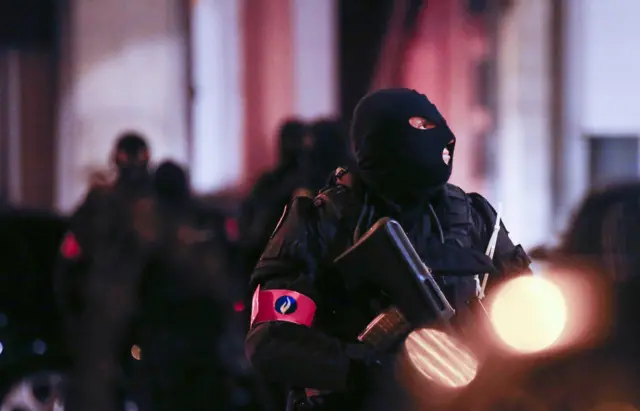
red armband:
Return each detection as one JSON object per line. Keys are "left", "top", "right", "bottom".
{"left": 250, "top": 285, "right": 317, "bottom": 328}
{"left": 60, "top": 232, "right": 82, "bottom": 260}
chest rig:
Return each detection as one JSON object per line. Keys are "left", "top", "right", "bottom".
{"left": 316, "top": 168, "right": 479, "bottom": 311}
{"left": 317, "top": 168, "right": 475, "bottom": 257}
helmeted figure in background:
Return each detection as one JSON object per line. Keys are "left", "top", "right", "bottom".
{"left": 131, "top": 161, "right": 241, "bottom": 411}
{"left": 239, "top": 119, "right": 314, "bottom": 276}
{"left": 54, "top": 131, "right": 154, "bottom": 350}
{"left": 306, "top": 118, "right": 355, "bottom": 192}
{"left": 245, "top": 88, "right": 532, "bottom": 411}
{"left": 57, "top": 157, "right": 238, "bottom": 411}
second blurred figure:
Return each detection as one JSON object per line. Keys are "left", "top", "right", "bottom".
{"left": 239, "top": 118, "right": 352, "bottom": 277}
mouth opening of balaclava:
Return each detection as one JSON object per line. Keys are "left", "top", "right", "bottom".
{"left": 350, "top": 88, "right": 456, "bottom": 206}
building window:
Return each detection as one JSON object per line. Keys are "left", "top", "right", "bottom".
{"left": 589, "top": 136, "right": 639, "bottom": 187}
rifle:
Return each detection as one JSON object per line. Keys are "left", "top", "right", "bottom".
{"left": 333, "top": 217, "right": 455, "bottom": 351}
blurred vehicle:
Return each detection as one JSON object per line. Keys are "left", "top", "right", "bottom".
{"left": 0, "top": 209, "right": 69, "bottom": 411}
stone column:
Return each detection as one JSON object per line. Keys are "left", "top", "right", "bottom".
{"left": 495, "top": 0, "right": 553, "bottom": 248}
{"left": 291, "top": 0, "right": 338, "bottom": 121}
{"left": 240, "top": 0, "right": 339, "bottom": 188}
{"left": 189, "top": 0, "right": 244, "bottom": 193}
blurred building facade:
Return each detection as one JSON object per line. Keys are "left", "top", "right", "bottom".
{"left": 2, "top": 0, "right": 639, "bottom": 250}
{"left": 493, "top": 0, "right": 640, "bottom": 248}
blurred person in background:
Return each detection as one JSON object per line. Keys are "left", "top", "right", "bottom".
{"left": 60, "top": 159, "right": 241, "bottom": 411}
{"left": 54, "top": 131, "right": 154, "bottom": 359}
{"left": 131, "top": 161, "right": 244, "bottom": 411}
{"left": 239, "top": 119, "right": 314, "bottom": 277}
{"left": 306, "top": 118, "right": 354, "bottom": 191}
{"left": 54, "top": 131, "right": 156, "bottom": 411}
{"left": 245, "top": 88, "right": 531, "bottom": 411}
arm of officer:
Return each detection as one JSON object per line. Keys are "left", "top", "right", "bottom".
{"left": 245, "top": 195, "right": 365, "bottom": 392}
{"left": 468, "top": 193, "right": 532, "bottom": 282}
{"left": 53, "top": 189, "right": 99, "bottom": 316}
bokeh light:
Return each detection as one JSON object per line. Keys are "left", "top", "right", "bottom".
{"left": 490, "top": 276, "right": 567, "bottom": 353}
{"left": 131, "top": 344, "right": 141, "bottom": 361}
{"left": 404, "top": 328, "right": 478, "bottom": 388}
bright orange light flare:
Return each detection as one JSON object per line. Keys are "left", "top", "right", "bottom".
{"left": 131, "top": 344, "right": 141, "bottom": 360}
{"left": 404, "top": 328, "right": 478, "bottom": 388}
{"left": 490, "top": 276, "right": 568, "bottom": 353}
{"left": 589, "top": 403, "right": 638, "bottom": 411}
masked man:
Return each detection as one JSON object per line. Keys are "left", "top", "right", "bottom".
{"left": 245, "top": 89, "right": 531, "bottom": 411}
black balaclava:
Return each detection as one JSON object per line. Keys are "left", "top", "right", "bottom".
{"left": 113, "top": 132, "right": 151, "bottom": 186}
{"left": 351, "top": 88, "right": 456, "bottom": 205}
{"left": 277, "top": 119, "right": 310, "bottom": 168}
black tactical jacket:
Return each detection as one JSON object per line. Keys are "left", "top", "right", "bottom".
{"left": 245, "top": 169, "right": 531, "bottom": 407}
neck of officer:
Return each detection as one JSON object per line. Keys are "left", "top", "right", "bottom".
{"left": 367, "top": 180, "right": 445, "bottom": 218}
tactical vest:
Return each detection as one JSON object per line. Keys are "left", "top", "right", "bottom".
{"left": 316, "top": 168, "right": 475, "bottom": 254}
{"left": 315, "top": 168, "right": 479, "bottom": 309}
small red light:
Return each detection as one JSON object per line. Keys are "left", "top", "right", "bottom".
{"left": 233, "top": 301, "right": 245, "bottom": 312}
{"left": 60, "top": 232, "right": 82, "bottom": 259}
{"left": 225, "top": 218, "right": 240, "bottom": 242}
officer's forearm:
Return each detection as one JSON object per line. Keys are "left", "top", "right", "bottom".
{"left": 246, "top": 321, "right": 351, "bottom": 391}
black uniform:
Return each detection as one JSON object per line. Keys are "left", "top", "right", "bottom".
{"left": 58, "top": 185, "right": 151, "bottom": 411}
{"left": 55, "top": 132, "right": 154, "bottom": 411}
{"left": 132, "top": 161, "right": 239, "bottom": 411}
{"left": 245, "top": 89, "right": 531, "bottom": 411}
{"left": 54, "top": 131, "right": 153, "bottom": 320}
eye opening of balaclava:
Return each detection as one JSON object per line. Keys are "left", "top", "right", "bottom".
{"left": 113, "top": 131, "right": 151, "bottom": 183}
{"left": 350, "top": 88, "right": 456, "bottom": 205}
